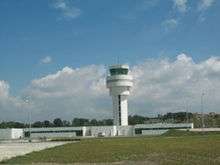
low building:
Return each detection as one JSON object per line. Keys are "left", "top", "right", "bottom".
{"left": 0, "top": 123, "right": 194, "bottom": 140}
{"left": 0, "top": 128, "right": 24, "bottom": 140}
{"left": 23, "top": 127, "right": 83, "bottom": 139}
{"left": 83, "top": 125, "right": 134, "bottom": 137}
{"left": 24, "top": 123, "right": 193, "bottom": 139}
{"left": 134, "top": 123, "right": 194, "bottom": 136}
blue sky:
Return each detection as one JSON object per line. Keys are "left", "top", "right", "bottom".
{"left": 0, "top": 0, "right": 219, "bottom": 95}
{"left": 0, "top": 0, "right": 220, "bottom": 121}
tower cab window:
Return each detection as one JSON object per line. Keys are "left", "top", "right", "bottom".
{"left": 110, "top": 68, "right": 128, "bottom": 76}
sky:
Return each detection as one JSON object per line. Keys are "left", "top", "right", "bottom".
{"left": 0, "top": 0, "right": 220, "bottom": 122}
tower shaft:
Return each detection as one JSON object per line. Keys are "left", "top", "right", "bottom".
{"left": 112, "top": 95, "right": 128, "bottom": 126}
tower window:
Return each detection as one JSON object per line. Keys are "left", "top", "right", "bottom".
{"left": 118, "top": 95, "right": 121, "bottom": 125}
{"left": 110, "top": 68, "right": 128, "bottom": 76}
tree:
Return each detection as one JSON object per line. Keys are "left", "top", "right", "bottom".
{"left": 53, "top": 118, "right": 63, "bottom": 127}
{"left": 162, "top": 112, "right": 193, "bottom": 123}
{"left": 72, "top": 118, "right": 89, "bottom": 126}
{"left": 128, "top": 115, "right": 146, "bottom": 125}
{"left": 63, "top": 120, "right": 70, "bottom": 127}
{"left": 43, "top": 120, "right": 51, "bottom": 127}
{"left": 90, "top": 119, "right": 98, "bottom": 126}
{"left": 102, "top": 119, "right": 113, "bottom": 126}
{"left": 32, "top": 121, "right": 43, "bottom": 127}
{"left": 0, "top": 121, "right": 25, "bottom": 128}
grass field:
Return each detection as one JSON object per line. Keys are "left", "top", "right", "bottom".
{"left": 1, "top": 130, "right": 220, "bottom": 165}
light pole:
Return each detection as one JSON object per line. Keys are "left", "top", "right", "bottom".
{"left": 184, "top": 99, "right": 189, "bottom": 123}
{"left": 25, "top": 97, "right": 32, "bottom": 142}
{"left": 201, "top": 92, "right": 205, "bottom": 131}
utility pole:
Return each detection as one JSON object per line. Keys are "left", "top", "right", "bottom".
{"left": 25, "top": 96, "right": 32, "bottom": 142}
{"left": 186, "top": 104, "right": 189, "bottom": 123}
{"left": 201, "top": 92, "right": 205, "bottom": 132}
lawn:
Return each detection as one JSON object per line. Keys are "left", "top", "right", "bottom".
{"left": 1, "top": 131, "right": 220, "bottom": 165}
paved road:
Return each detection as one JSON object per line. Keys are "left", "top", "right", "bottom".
{"left": 0, "top": 141, "right": 68, "bottom": 162}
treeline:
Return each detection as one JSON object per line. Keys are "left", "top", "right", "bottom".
{"left": 0, "top": 118, "right": 114, "bottom": 128}
{"left": 0, "top": 112, "right": 219, "bottom": 128}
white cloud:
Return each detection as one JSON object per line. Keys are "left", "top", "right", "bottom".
{"left": 23, "top": 65, "right": 109, "bottom": 121}
{"left": 40, "top": 56, "right": 52, "bottom": 64}
{"left": 0, "top": 81, "right": 9, "bottom": 98}
{"left": 29, "top": 66, "right": 106, "bottom": 98}
{"left": 198, "top": 0, "right": 215, "bottom": 11}
{"left": 162, "top": 19, "right": 178, "bottom": 31}
{"left": 51, "top": 0, "right": 81, "bottom": 20}
{"left": 173, "top": 0, "right": 188, "bottom": 13}
{"left": 0, "top": 81, "right": 27, "bottom": 121}
{"left": 130, "top": 54, "right": 220, "bottom": 115}
{"left": 1, "top": 55, "right": 220, "bottom": 121}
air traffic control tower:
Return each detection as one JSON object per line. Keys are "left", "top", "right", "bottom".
{"left": 106, "top": 65, "right": 133, "bottom": 126}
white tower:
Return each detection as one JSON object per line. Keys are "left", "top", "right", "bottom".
{"left": 106, "top": 65, "right": 133, "bottom": 126}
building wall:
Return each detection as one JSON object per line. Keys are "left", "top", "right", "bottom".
{"left": 0, "top": 129, "right": 11, "bottom": 139}
{"left": 117, "top": 125, "right": 134, "bottom": 136}
{"left": 112, "top": 96, "right": 119, "bottom": 126}
{"left": 30, "top": 132, "right": 76, "bottom": 138}
{"left": 1, "top": 123, "right": 194, "bottom": 140}
{"left": 0, "top": 129, "right": 23, "bottom": 140}
{"left": 11, "top": 128, "right": 23, "bottom": 139}
{"left": 112, "top": 95, "right": 129, "bottom": 126}
{"left": 142, "top": 130, "right": 168, "bottom": 135}
{"left": 134, "top": 123, "right": 193, "bottom": 135}
{"left": 24, "top": 127, "right": 82, "bottom": 139}
{"left": 120, "top": 95, "right": 128, "bottom": 126}
{"left": 84, "top": 125, "right": 134, "bottom": 137}
{"left": 190, "top": 128, "right": 220, "bottom": 132}
{"left": 85, "top": 126, "right": 115, "bottom": 137}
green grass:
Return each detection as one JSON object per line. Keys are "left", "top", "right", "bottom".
{"left": 162, "top": 129, "right": 220, "bottom": 136}
{"left": 2, "top": 131, "right": 220, "bottom": 165}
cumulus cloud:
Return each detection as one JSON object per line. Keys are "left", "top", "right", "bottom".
{"left": 23, "top": 65, "right": 109, "bottom": 121}
{"left": 130, "top": 54, "right": 220, "bottom": 115}
{"left": 162, "top": 19, "right": 178, "bottom": 31}
{"left": 40, "top": 56, "right": 52, "bottom": 64}
{"left": 198, "top": 0, "right": 215, "bottom": 11}
{"left": 0, "top": 81, "right": 26, "bottom": 121}
{"left": 29, "top": 66, "right": 106, "bottom": 98}
{"left": 1, "top": 55, "right": 220, "bottom": 121}
{"left": 51, "top": 0, "right": 81, "bottom": 20}
{"left": 173, "top": 0, "right": 188, "bottom": 13}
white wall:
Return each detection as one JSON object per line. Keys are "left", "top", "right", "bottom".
{"left": 24, "top": 127, "right": 82, "bottom": 139}
{"left": 11, "top": 129, "right": 23, "bottom": 139}
{"left": 0, "top": 129, "right": 11, "bottom": 139}
{"left": 142, "top": 130, "right": 168, "bottom": 135}
{"left": 112, "top": 95, "right": 128, "bottom": 126}
{"left": 112, "top": 95, "right": 119, "bottom": 126}
{"left": 0, "top": 129, "right": 23, "bottom": 139}
{"left": 88, "top": 126, "right": 115, "bottom": 137}
{"left": 30, "top": 132, "right": 76, "bottom": 138}
{"left": 85, "top": 125, "right": 134, "bottom": 137}
{"left": 117, "top": 126, "right": 134, "bottom": 136}
{"left": 120, "top": 95, "right": 128, "bottom": 126}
